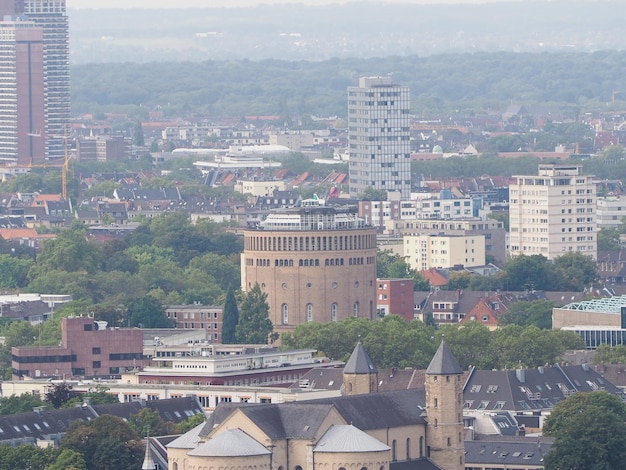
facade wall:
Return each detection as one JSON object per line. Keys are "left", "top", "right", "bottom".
{"left": 242, "top": 227, "right": 378, "bottom": 337}
{"left": 509, "top": 164, "right": 597, "bottom": 260}
{"left": 165, "top": 305, "right": 223, "bottom": 343}
{"left": 12, "top": 316, "right": 145, "bottom": 379}
{"left": 343, "top": 372, "right": 378, "bottom": 396}
{"left": 552, "top": 308, "right": 619, "bottom": 329}
{"left": 596, "top": 196, "right": 626, "bottom": 229}
{"left": 348, "top": 76, "right": 411, "bottom": 199}
{"left": 368, "top": 424, "right": 427, "bottom": 462}
{"left": 425, "top": 373, "right": 465, "bottom": 470}
{"left": 0, "top": 21, "right": 45, "bottom": 164}
{"left": 404, "top": 234, "right": 486, "bottom": 270}
{"left": 376, "top": 278, "right": 414, "bottom": 320}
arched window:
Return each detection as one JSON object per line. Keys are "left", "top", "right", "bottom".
{"left": 172, "top": 463, "right": 178, "bottom": 470}
{"left": 353, "top": 302, "right": 359, "bottom": 317}
{"left": 419, "top": 436, "right": 423, "bottom": 457}
{"left": 306, "top": 304, "right": 313, "bottom": 322}
{"left": 331, "top": 303, "right": 338, "bottom": 321}
{"left": 392, "top": 439, "right": 397, "bottom": 462}
{"left": 406, "top": 437, "right": 411, "bottom": 460}
{"left": 295, "top": 466, "right": 303, "bottom": 470}
{"left": 282, "top": 304, "right": 288, "bottom": 324}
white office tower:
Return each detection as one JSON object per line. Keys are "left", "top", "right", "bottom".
{"left": 23, "top": 0, "right": 70, "bottom": 160}
{"left": 348, "top": 76, "right": 411, "bottom": 199}
{"left": 509, "top": 164, "right": 597, "bottom": 260}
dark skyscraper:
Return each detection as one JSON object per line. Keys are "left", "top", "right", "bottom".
{"left": 0, "top": 0, "right": 69, "bottom": 163}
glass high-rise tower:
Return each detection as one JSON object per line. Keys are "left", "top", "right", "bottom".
{"left": 348, "top": 76, "right": 411, "bottom": 199}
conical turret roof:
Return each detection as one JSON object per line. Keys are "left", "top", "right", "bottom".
{"left": 344, "top": 341, "right": 377, "bottom": 374}
{"left": 426, "top": 338, "right": 462, "bottom": 375}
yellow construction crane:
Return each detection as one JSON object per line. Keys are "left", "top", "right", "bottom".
{"left": 26, "top": 128, "right": 71, "bottom": 200}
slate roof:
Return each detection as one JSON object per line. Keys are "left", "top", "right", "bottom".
{"left": 390, "top": 459, "right": 444, "bottom": 470}
{"left": 188, "top": 429, "right": 270, "bottom": 457}
{"left": 465, "top": 437, "right": 552, "bottom": 468}
{"left": 0, "top": 405, "right": 96, "bottom": 446}
{"left": 203, "top": 389, "right": 428, "bottom": 442}
{"left": 313, "top": 389, "right": 428, "bottom": 430}
{"left": 167, "top": 422, "right": 206, "bottom": 450}
{"left": 92, "top": 396, "right": 204, "bottom": 424}
{"left": 344, "top": 341, "right": 377, "bottom": 374}
{"left": 464, "top": 364, "right": 625, "bottom": 413}
{"left": 314, "top": 424, "right": 389, "bottom": 453}
{"left": 426, "top": 340, "right": 463, "bottom": 375}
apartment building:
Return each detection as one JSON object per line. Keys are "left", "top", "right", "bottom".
{"left": 509, "top": 164, "right": 597, "bottom": 260}
{"left": 404, "top": 233, "right": 486, "bottom": 271}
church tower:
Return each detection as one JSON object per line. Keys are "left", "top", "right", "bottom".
{"left": 342, "top": 341, "right": 378, "bottom": 396}
{"left": 425, "top": 339, "right": 465, "bottom": 470}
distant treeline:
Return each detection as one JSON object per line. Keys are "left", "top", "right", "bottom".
{"left": 72, "top": 51, "right": 626, "bottom": 119}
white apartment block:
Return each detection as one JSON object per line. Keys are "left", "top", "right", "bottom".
{"left": 235, "top": 179, "right": 287, "bottom": 197}
{"left": 404, "top": 234, "right": 486, "bottom": 271}
{"left": 596, "top": 196, "right": 626, "bottom": 229}
{"left": 359, "top": 196, "right": 478, "bottom": 227}
{"left": 509, "top": 164, "right": 597, "bottom": 260}
{"left": 348, "top": 76, "right": 411, "bottom": 199}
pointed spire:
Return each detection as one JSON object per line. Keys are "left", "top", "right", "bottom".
{"left": 426, "top": 337, "right": 462, "bottom": 375}
{"left": 141, "top": 435, "right": 156, "bottom": 470}
{"left": 344, "top": 341, "right": 377, "bottom": 374}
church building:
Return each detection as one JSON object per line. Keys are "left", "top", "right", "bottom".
{"left": 167, "top": 340, "right": 465, "bottom": 470}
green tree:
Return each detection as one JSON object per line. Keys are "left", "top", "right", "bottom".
{"left": 0, "top": 254, "right": 33, "bottom": 288}
{"left": 360, "top": 186, "right": 388, "bottom": 201}
{"left": 597, "top": 227, "right": 621, "bottom": 251}
{"left": 498, "top": 300, "right": 554, "bottom": 329}
{"left": 176, "top": 412, "right": 206, "bottom": 434}
{"left": 82, "top": 385, "right": 120, "bottom": 405}
{"left": 128, "top": 296, "right": 175, "bottom": 328}
{"left": 0, "top": 444, "right": 57, "bottom": 470}
{"left": 504, "top": 254, "right": 556, "bottom": 291}
{"left": 447, "top": 271, "right": 471, "bottom": 290}
{"left": 236, "top": 283, "right": 273, "bottom": 344}
{"left": 128, "top": 407, "right": 175, "bottom": 438}
{"left": 61, "top": 415, "right": 143, "bottom": 470}
{"left": 0, "top": 393, "right": 45, "bottom": 415}
{"left": 30, "top": 223, "right": 102, "bottom": 275}
{"left": 553, "top": 252, "right": 598, "bottom": 290}
{"left": 222, "top": 288, "right": 239, "bottom": 344}
{"left": 47, "top": 449, "right": 86, "bottom": 470}
{"left": 45, "top": 382, "right": 79, "bottom": 409}
{"left": 544, "top": 391, "right": 626, "bottom": 470}
{"left": 133, "top": 120, "right": 145, "bottom": 147}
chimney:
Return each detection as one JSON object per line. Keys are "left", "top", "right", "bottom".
{"left": 516, "top": 368, "right": 525, "bottom": 383}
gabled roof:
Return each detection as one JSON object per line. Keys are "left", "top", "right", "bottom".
{"left": 313, "top": 389, "right": 427, "bottom": 430}
{"left": 314, "top": 424, "right": 389, "bottom": 453}
{"left": 426, "top": 340, "right": 462, "bottom": 375}
{"left": 464, "top": 364, "right": 625, "bottom": 413}
{"left": 188, "top": 428, "right": 270, "bottom": 457}
{"left": 344, "top": 341, "right": 377, "bottom": 374}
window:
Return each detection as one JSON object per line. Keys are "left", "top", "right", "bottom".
{"left": 92, "top": 347, "right": 101, "bottom": 355}
{"left": 282, "top": 304, "right": 288, "bottom": 324}
{"left": 331, "top": 303, "right": 338, "bottom": 321}
{"left": 306, "top": 304, "right": 313, "bottom": 322}
{"left": 353, "top": 302, "right": 359, "bottom": 317}
{"left": 92, "top": 361, "right": 101, "bottom": 369}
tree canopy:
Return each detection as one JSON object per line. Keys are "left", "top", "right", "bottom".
{"left": 544, "top": 391, "right": 626, "bottom": 470}
{"left": 236, "top": 283, "right": 273, "bottom": 344}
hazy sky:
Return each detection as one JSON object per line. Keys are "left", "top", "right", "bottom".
{"left": 68, "top": 0, "right": 512, "bottom": 9}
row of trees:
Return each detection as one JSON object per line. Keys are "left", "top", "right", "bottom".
{"left": 281, "top": 316, "right": 584, "bottom": 370}
{"left": 378, "top": 249, "right": 598, "bottom": 293}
